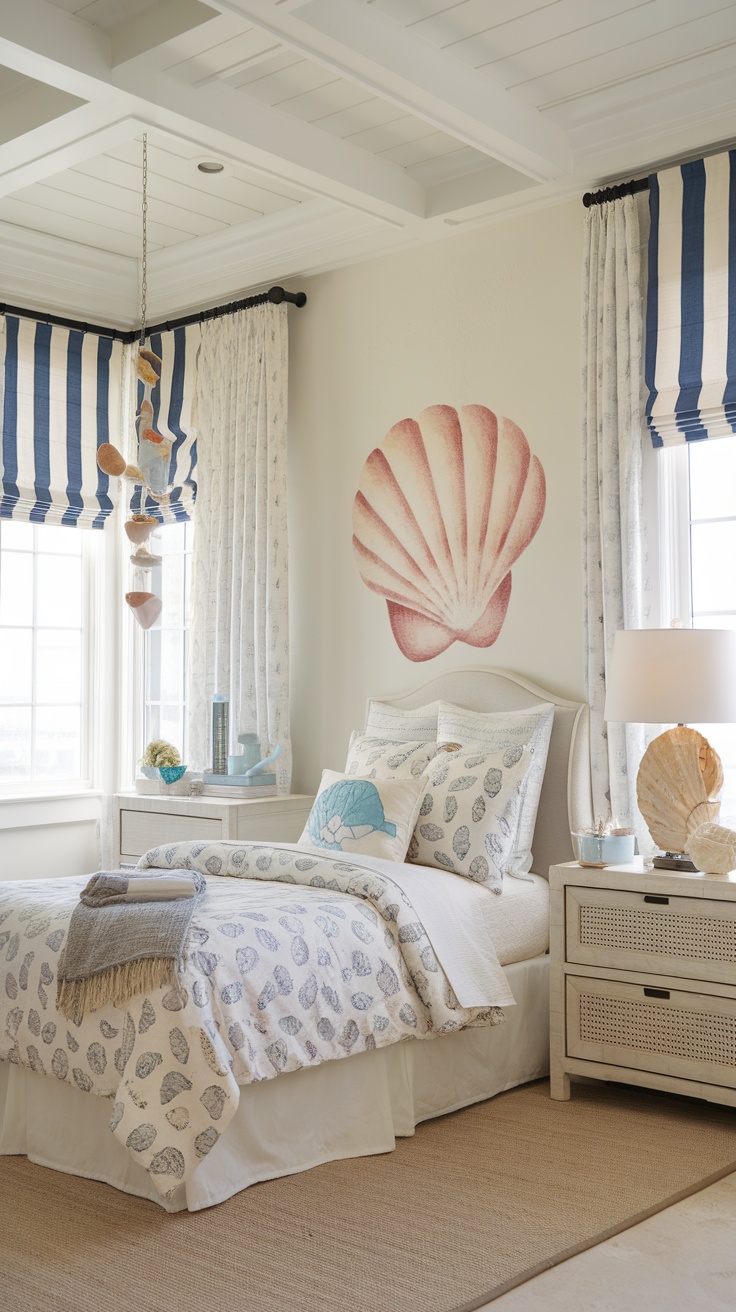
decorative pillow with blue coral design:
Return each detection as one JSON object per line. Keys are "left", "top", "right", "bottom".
{"left": 299, "top": 769, "right": 426, "bottom": 862}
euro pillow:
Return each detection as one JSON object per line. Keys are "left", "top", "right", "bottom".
{"left": 299, "top": 770, "right": 425, "bottom": 862}
{"left": 345, "top": 732, "right": 441, "bottom": 779}
{"left": 408, "top": 746, "right": 533, "bottom": 893}
{"left": 436, "top": 701, "right": 554, "bottom": 877}
{"left": 365, "top": 699, "right": 439, "bottom": 743}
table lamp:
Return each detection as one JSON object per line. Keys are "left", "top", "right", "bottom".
{"left": 604, "top": 626, "right": 736, "bottom": 870}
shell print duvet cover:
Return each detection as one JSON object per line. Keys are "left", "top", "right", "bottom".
{"left": 0, "top": 841, "right": 512, "bottom": 1200}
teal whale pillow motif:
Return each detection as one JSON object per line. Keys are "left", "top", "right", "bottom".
{"left": 299, "top": 770, "right": 426, "bottom": 862}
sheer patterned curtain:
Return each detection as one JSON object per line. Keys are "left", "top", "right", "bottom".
{"left": 188, "top": 303, "right": 291, "bottom": 790}
{"left": 582, "top": 194, "right": 653, "bottom": 848}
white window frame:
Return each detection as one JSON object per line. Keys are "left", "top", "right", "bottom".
{"left": 123, "top": 521, "right": 193, "bottom": 787}
{"left": 656, "top": 443, "right": 692, "bottom": 629}
{"left": 0, "top": 520, "right": 117, "bottom": 802}
{"left": 656, "top": 438, "right": 736, "bottom": 826}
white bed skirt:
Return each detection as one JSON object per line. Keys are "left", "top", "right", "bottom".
{"left": 0, "top": 954, "right": 549, "bottom": 1212}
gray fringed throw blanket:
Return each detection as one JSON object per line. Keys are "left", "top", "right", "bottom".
{"left": 57, "top": 871, "right": 205, "bottom": 1023}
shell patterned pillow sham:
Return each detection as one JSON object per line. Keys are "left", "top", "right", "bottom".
{"left": 408, "top": 746, "right": 533, "bottom": 892}
{"left": 345, "top": 732, "right": 441, "bottom": 780}
{"left": 299, "top": 769, "right": 425, "bottom": 861}
{"left": 436, "top": 702, "right": 554, "bottom": 878}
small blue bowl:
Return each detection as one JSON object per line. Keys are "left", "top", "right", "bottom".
{"left": 158, "top": 765, "right": 187, "bottom": 784}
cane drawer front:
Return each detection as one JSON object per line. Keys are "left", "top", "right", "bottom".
{"left": 565, "top": 887, "right": 736, "bottom": 986}
{"left": 566, "top": 975, "right": 736, "bottom": 1089}
{"left": 119, "top": 810, "right": 222, "bottom": 858}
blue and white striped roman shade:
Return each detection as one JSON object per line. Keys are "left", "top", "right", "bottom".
{"left": 0, "top": 316, "right": 124, "bottom": 528}
{"left": 646, "top": 150, "right": 736, "bottom": 447}
{"left": 129, "top": 324, "right": 199, "bottom": 524}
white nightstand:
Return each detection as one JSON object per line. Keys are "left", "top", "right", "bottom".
{"left": 550, "top": 859, "right": 736, "bottom": 1109}
{"left": 113, "top": 792, "right": 314, "bottom": 869}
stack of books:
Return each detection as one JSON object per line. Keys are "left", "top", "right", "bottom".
{"left": 201, "top": 772, "right": 277, "bottom": 799}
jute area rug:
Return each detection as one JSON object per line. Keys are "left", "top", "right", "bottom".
{"left": 4, "top": 1079, "right": 736, "bottom": 1312}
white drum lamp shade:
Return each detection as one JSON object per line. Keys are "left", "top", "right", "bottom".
{"left": 604, "top": 628, "right": 736, "bottom": 869}
{"left": 604, "top": 628, "right": 736, "bottom": 725}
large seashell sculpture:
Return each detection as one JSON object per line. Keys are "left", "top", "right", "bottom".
{"left": 352, "top": 405, "right": 546, "bottom": 662}
{"left": 637, "top": 726, "right": 723, "bottom": 855}
{"left": 687, "top": 821, "right": 736, "bottom": 875}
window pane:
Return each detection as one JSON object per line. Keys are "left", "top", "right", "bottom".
{"left": 0, "top": 522, "right": 34, "bottom": 550}
{"left": 160, "top": 553, "right": 184, "bottom": 628}
{"left": 689, "top": 440, "right": 736, "bottom": 521}
{"left": 690, "top": 522, "right": 736, "bottom": 614}
{"left": 0, "top": 706, "right": 31, "bottom": 779}
{"left": 159, "top": 704, "right": 184, "bottom": 757}
{"left": 694, "top": 723, "right": 736, "bottom": 828}
{"left": 0, "top": 552, "right": 33, "bottom": 625}
{"left": 693, "top": 614, "right": 736, "bottom": 629}
{"left": 146, "top": 704, "right": 162, "bottom": 743}
{"left": 36, "top": 525, "right": 82, "bottom": 556}
{"left": 155, "top": 524, "right": 186, "bottom": 556}
{"left": 146, "top": 629, "right": 162, "bottom": 700}
{"left": 35, "top": 706, "right": 81, "bottom": 779}
{"left": 0, "top": 628, "right": 33, "bottom": 702}
{"left": 36, "top": 554, "right": 82, "bottom": 628}
{"left": 36, "top": 630, "right": 83, "bottom": 704}
{"left": 160, "top": 629, "right": 184, "bottom": 702}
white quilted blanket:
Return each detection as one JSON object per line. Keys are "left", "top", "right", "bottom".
{"left": 0, "top": 841, "right": 512, "bottom": 1199}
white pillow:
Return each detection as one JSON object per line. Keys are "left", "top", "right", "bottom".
{"left": 408, "top": 746, "right": 533, "bottom": 892}
{"left": 365, "top": 699, "right": 439, "bottom": 743}
{"left": 436, "top": 701, "right": 555, "bottom": 876}
{"left": 345, "top": 732, "right": 441, "bottom": 779}
{"left": 299, "top": 770, "right": 425, "bottom": 862}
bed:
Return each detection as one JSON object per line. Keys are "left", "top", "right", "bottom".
{"left": 0, "top": 667, "right": 592, "bottom": 1212}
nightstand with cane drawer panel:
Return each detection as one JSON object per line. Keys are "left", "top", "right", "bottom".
{"left": 550, "top": 860, "right": 736, "bottom": 1108}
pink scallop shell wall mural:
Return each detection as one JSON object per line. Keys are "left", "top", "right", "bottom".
{"left": 352, "top": 404, "right": 546, "bottom": 662}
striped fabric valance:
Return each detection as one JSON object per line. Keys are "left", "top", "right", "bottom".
{"left": 0, "top": 316, "right": 124, "bottom": 528}
{"left": 646, "top": 150, "right": 736, "bottom": 447}
{"left": 129, "top": 324, "right": 199, "bottom": 524}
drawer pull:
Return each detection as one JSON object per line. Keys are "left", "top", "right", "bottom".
{"left": 643, "top": 987, "right": 670, "bottom": 999}
{"left": 643, "top": 895, "right": 669, "bottom": 905}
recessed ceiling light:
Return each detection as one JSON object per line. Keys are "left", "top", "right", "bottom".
{"left": 197, "top": 160, "right": 225, "bottom": 174}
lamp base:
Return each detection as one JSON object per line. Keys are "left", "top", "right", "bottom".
{"left": 651, "top": 852, "right": 699, "bottom": 872}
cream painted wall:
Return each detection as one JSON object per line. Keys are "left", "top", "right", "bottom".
{"left": 0, "top": 819, "right": 100, "bottom": 882}
{"left": 287, "top": 198, "right": 584, "bottom": 795}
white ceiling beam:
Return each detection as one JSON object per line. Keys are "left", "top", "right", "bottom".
{"left": 425, "top": 164, "right": 538, "bottom": 220}
{"left": 0, "top": 0, "right": 113, "bottom": 100}
{"left": 0, "top": 107, "right": 144, "bottom": 198}
{"left": 112, "top": 64, "right": 425, "bottom": 220}
{"left": 208, "top": 0, "right": 573, "bottom": 182}
{"left": 110, "top": 1, "right": 220, "bottom": 71}
{"left": 0, "top": 0, "right": 424, "bottom": 222}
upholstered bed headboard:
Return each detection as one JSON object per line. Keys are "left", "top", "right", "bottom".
{"left": 375, "top": 666, "right": 593, "bottom": 879}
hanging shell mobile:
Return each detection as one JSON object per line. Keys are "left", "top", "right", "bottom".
{"left": 637, "top": 726, "right": 723, "bottom": 854}
{"left": 125, "top": 591, "right": 162, "bottom": 630}
{"left": 353, "top": 404, "right": 546, "bottom": 662}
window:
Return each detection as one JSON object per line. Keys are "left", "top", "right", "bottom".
{"left": 659, "top": 439, "right": 736, "bottom": 824}
{"left": 0, "top": 521, "right": 98, "bottom": 789}
{"left": 142, "top": 522, "right": 194, "bottom": 766}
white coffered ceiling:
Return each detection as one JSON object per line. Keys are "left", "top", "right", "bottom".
{"left": 1, "top": 0, "right": 736, "bottom": 326}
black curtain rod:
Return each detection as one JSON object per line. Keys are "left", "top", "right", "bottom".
{"left": 0, "top": 285, "right": 307, "bottom": 343}
{"left": 582, "top": 177, "right": 650, "bottom": 207}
